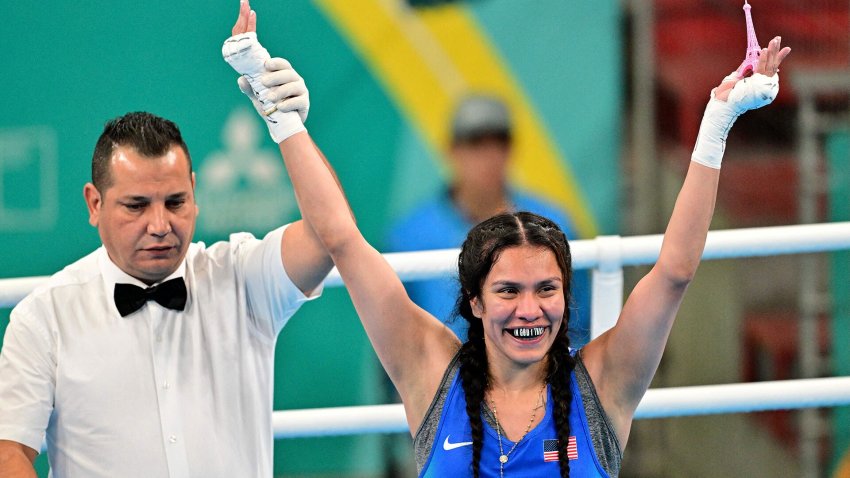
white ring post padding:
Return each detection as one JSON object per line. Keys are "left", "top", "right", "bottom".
{"left": 591, "top": 235, "right": 624, "bottom": 338}
{"left": 271, "top": 376, "right": 850, "bottom": 438}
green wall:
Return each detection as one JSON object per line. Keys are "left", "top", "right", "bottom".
{"left": 827, "top": 132, "right": 850, "bottom": 474}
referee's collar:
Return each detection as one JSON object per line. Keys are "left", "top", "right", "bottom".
{"left": 98, "top": 246, "right": 187, "bottom": 297}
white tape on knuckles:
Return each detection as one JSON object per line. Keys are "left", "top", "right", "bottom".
{"left": 222, "top": 32, "right": 270, "bottom": 77}
{"left": 727, "top": 72, "right": 779, "bottom": 114}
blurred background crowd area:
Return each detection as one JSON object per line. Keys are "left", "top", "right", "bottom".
{"left": 2, "top": 0, "right": 850, "bottom": 476}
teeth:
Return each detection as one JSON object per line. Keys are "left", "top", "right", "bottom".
{"left": 510, "top": 327, "right": 545, "bottom": 338}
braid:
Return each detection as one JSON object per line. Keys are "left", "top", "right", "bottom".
{"left": 458, "top": 317, "right": 489, "bottom": 478}
{"left": 548, "top": 324, "right": 575, "bottom": 478}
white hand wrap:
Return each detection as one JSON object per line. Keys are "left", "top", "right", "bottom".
{"left": 691, "top": 72, "right": 779, "bottom": 169}
{"left": 222, "top": 32, "right": 305, "bottom": 143}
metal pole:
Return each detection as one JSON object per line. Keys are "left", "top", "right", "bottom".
{"left": 628, "top": 0, "right": 659, "bottom": 236}
{"left": 797, "top": 87, "right": 821, "bottom": 478}
{"left": 792, "top": 68, "right": 850, "bottom": 476}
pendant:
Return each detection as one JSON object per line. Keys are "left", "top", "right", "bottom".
{"left": 500, "top": 455, "right": 508, "bottom": 464}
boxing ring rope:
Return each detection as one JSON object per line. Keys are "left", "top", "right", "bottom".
{"left": 3, "top": 222, "right": 849, "bottom": 309}
{"left": 4, "top": 221, "right": 850, "bottom": 439}
{"left": 272, "top": 376, "right": 850, "bottom": 438}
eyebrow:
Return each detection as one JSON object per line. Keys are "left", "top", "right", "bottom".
{"left": 119, "top": 192, "right": 189, "bottom": 202}
{"left": 490, "top": 277, "right": 563, "bottom": 286}
{"left": 119, "top": 196, "right": 150, "bottom": 203}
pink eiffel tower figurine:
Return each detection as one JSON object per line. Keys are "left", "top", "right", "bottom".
{"left": 736, "top": 0, "right": 762, "bottom": 78}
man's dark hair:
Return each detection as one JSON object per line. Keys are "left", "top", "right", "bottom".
{"left": 91, "top": 112, "right": 192, "bottom": 191}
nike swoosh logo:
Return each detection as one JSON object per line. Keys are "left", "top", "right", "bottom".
{"left": 443, "top": 436, "right": 473, "bottom": 451}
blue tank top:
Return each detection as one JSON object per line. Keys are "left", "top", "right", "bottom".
{"left": 418, "top": 369, "right": 610, "bottom": 477}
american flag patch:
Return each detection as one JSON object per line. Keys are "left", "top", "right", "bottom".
{"left": 543, "top": 437, "right": 578, "bottom": 462}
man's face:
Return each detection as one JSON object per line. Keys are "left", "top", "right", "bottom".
{"left": 84, "top": 144, "right": 198, "bottom": 285}
{"left": 450, "top": 135, "right": 511, "bottom": 192}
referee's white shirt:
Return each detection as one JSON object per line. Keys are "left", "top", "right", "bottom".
{"left": 0, "top": 224, "right": 321, "bottom": 477}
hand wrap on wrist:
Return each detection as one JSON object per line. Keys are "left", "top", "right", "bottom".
{"left": 222, "top": 32, "right": 305, "bottom": 143}
{"left": 691, "top": 72, "right": 779, "bottom": 169}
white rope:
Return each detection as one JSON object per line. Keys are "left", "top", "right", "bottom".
{"left": 331, "top": 221, "right": 850, "bottom": 285}
{"left": 272, "top": 376, "right": 850, "bottom": 438}
{"left": 272, "top": 404, "right": 407, "bottom": 438}
{"left": 0, "top": 276, "right": 50, "bottom": 309}
{"left": 5, "top": 222, "right": 850, "bottom": 440}
{"left": 635, "top": 376, "right": 850, "bottom": 419}
{"left": 3, "top": 222, "right": 850, "bottom": 308}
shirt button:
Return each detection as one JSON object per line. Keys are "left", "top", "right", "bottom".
{"left": 169, "top": 435, "right": 178, "bottom": 443}
{"left": 156, "top": 336, "right": 163, "bottom": 342}
{"left": 163, "top": 381, "right": 169, "bottom": 390}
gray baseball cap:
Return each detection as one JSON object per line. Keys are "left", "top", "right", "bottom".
{"left": 451, "top": 94, "right": 512, "bottom": 143}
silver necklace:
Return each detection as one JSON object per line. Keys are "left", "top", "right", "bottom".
{"left": 488, "top": 383, "right": 546, "bottom": 477}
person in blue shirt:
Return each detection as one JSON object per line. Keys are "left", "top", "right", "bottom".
{"left": 227, "top": 4, "right": 789, "bottom": 475}
{"left": 385, "top": 94, "right": 589, "bottom": 344}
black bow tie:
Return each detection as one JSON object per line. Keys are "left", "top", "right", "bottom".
{"left": 114, "top": 278, "right": 188, "bottom": 317}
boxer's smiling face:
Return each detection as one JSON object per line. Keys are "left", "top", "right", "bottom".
{"left": 470, "top": 245, "right": 565, "bottom": 369}
{"left": 84, "top": 145, "right": 198, "bottom": 285}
